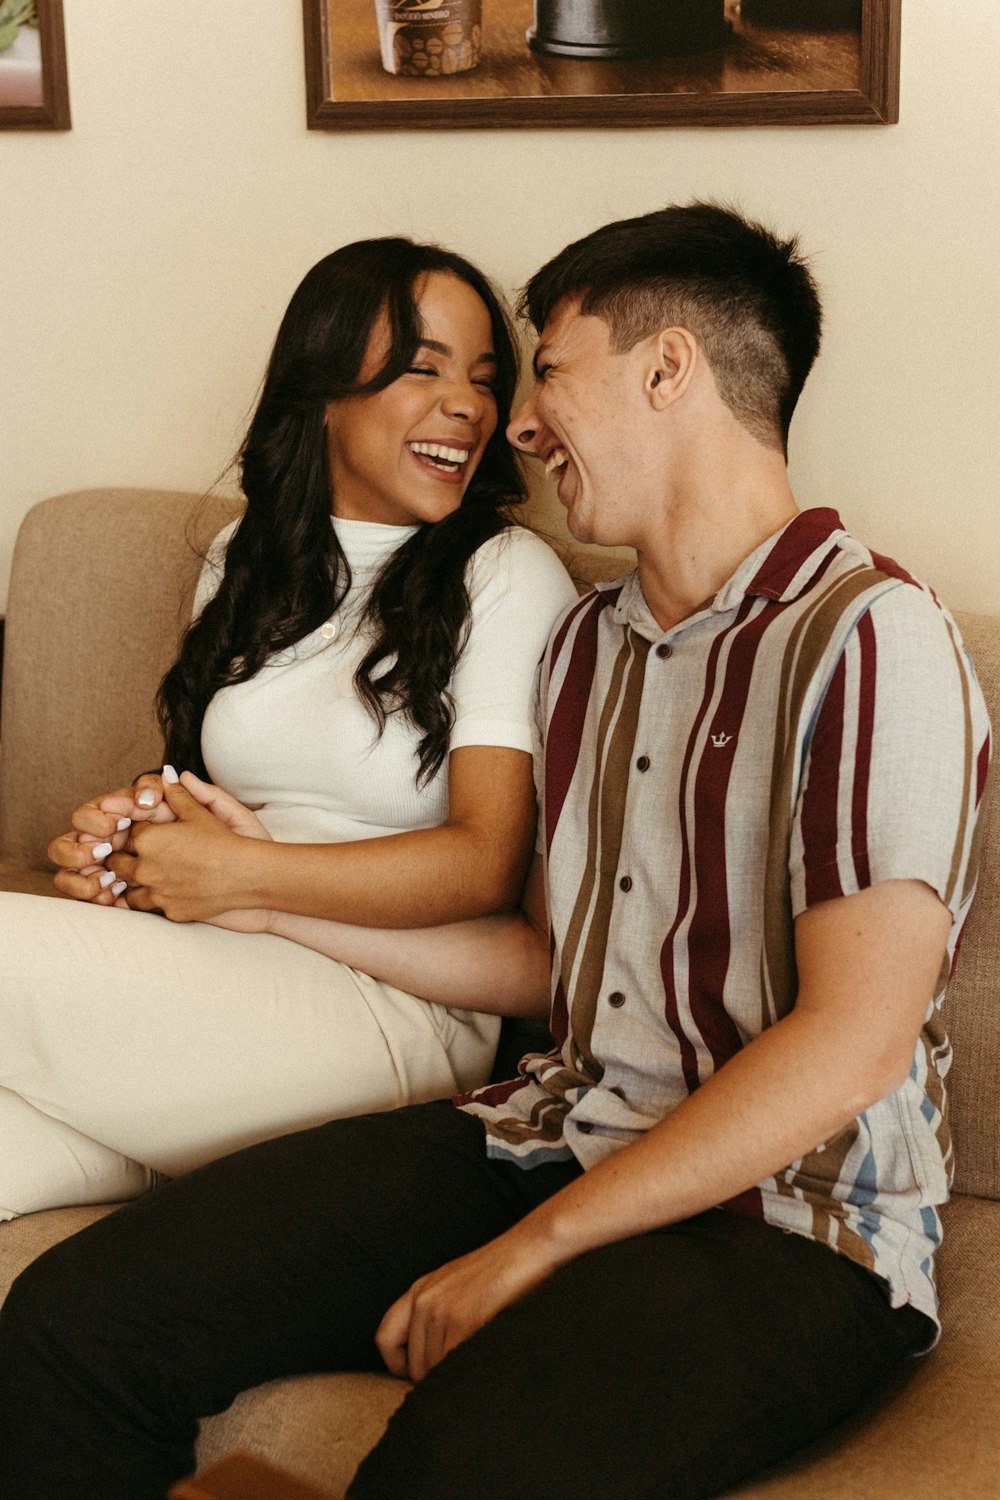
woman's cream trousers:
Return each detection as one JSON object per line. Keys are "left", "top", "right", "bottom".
{"left": 0, "top": 893, "right": 498, "bottom": 1218}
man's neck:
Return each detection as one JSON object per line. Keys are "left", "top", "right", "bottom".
{"left": 635, "top": 464, "right": 799, "bottom": 634}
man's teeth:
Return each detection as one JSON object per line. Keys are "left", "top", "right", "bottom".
{"left": 410, "top": 442, "right": 469, "bottom": 469}
{"left": 545, "top": 448, "right": 569, "bottom": 475}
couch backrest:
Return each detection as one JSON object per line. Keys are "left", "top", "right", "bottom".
{"left": 0, "top": 489, "right": 240, "bottom": 867}
{"left": 0, "top": 491, "right": 996, "bottom": 1200}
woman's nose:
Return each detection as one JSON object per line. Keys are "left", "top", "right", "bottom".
{"left": 442, "top": 381, "right": 486, "bottom": 423}
{"left": 506, "top": 400, "right": 540, "bottom": 453}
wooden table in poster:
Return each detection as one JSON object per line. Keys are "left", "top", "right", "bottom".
{"left": 326, "top": 0, "right": 860, "bottom": 108}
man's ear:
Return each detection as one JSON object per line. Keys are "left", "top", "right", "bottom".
{"left": 643, "top": 327, "right": 699, "bottom": 410}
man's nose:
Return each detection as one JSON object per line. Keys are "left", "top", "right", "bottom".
{"left": 506, "top": 400, "right": 540, "bottom": 453}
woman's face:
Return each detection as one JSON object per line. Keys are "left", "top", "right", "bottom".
{"left": 325, "top": 271, "right": 500, "bottom": 526}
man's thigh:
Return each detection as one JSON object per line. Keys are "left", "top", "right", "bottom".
{"left": 351, "top": 1208, "right": 931, "bottom": 1500}
{"left": 0, "top": 1102, "right": 575, "bottom": 1499}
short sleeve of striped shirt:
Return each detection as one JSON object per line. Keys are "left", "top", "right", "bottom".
{"left": 789, "top": 583, "right": 989, "bottom": 919}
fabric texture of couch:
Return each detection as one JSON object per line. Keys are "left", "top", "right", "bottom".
{"left": 1, "top": 489, "right": 997, "bottom": 1498}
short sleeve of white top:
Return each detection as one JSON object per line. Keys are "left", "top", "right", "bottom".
{"left": 196, "top": 517, "right": 578, "bottom": 845}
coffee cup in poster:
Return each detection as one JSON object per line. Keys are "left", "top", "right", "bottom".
{"left": 374, "top": 0, "right": 482, "bottom": 77}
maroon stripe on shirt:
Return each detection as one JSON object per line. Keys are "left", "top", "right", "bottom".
{"left": 686, "top": 602, "right": 779, "bottom": 1072}
{"left": 746, "top": 508, "right": 842, "bottom": 599}
{"left": 544, "top": 592, "right": 618, "bottom": 851}
{"left": 867, "top": 550, "right": 921, "bottom": 590}
{"left": 659, "top": 600, "right": 756, "bottom": 1093}
{"left": 977, "top": 735, "right": 991, "bottom": 805}
{"left": 453, "top": 1074, "right": 531, "bottom": 1109}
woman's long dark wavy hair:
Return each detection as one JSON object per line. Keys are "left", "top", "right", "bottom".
{"left": 157, "top": 238, "right": 527, "bottom": 785}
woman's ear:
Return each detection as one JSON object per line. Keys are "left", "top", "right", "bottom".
{"left": 644, "top": 327, "right": 699, "bottom": 409}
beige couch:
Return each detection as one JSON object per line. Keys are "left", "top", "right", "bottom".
{"left": 1, "top": 488, "right": 998, "bottom": 1498}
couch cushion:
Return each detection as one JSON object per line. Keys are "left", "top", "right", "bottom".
{"left": 0, "top": 861, "right": 61, "bottom": 899}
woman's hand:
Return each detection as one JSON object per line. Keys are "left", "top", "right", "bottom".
{"left": 49, "top": 773, "right": 176, "bottom": 906}
{"left": 176, "top": 772, "right": 276, "bottom": 934}
{"left": 108, "top": 770, "right": 274, "bottom": 923}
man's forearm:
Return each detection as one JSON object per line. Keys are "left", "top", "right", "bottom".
{"left": 499, "top": 879, "right": 951, "bottom": 1276}
{"left": 268, "top": 907, "right": 551, "bottom": 1017}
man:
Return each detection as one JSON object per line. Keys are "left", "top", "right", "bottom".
{"left": 0, "top": 203, "right": 990, "bottom": 1499}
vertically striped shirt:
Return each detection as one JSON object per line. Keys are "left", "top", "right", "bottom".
{"left": 460, "top": 509, "right": 991, "bottom": 1328}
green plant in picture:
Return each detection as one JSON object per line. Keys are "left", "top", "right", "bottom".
{"left": 0, "top": 0, "right": 37, "bottom": 55}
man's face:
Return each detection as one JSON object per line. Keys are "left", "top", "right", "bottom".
{"left": 507, "top": 300, "right": 646, "bottom": 548}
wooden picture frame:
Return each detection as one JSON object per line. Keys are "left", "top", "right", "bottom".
{"left": 304, "top": 0, "right": 900, "bottom": 131}
{"left": 0, "top": 0, "right": 70, "bottom": 130}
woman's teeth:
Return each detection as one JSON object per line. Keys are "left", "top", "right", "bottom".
{"left": 546, "top": 447, "right": 569, "bottom": 475}
{"left": 409, "top": 442, "right": 468, "bottom": 473}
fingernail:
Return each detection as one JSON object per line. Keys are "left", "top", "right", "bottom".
{"left": 111, "top": 880, "right": 128, "bottom": 896}
{"left": 98, "top": 870, "right": 117, "bottom": 888}
{"left": 116, "top": 817, "right": 132, "bottom": 831}
{"left": 136, "top": 790, "right": 156, "bottom": 808}
{"left": 162, "top": 764, "right": 180, "bottom": 785}
{"left": 92, "top": 842, "right": 113, "bottom": 859}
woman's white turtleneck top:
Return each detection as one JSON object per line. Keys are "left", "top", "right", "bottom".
{"left": 194, "top": 515, "right": 577, "bottom": 845}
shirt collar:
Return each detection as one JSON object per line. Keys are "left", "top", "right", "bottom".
{"left": 604, "top": 508, "right": 848, "bottom": 641}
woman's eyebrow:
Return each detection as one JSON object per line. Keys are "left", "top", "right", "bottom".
{"left": 417, "top": 338, "right": 497, "bottom": 365}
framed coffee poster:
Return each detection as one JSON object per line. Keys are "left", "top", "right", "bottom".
{"left": 303, "top": 0, "right": 901, "bottom": 130}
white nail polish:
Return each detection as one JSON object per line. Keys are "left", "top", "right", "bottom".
{"left": 162, "top": 764, "right": 180, "bottom": 785}
{"left": 98, "top": 870, "right": 117, "bottom": 888}
{"left": 111, "top": 880, "right": 127, "bottom": 897}
{"left": 116, "top": 817, "right": 132, "bottom": 830}
{"left": 137, "top": 790, "right": 156, "bottom": 808}
{"left": 92, "top": 842, "right": 113, "bottom": 859}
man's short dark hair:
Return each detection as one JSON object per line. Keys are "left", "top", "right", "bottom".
{"left": 518, "top": 202, "right": 822, "bottom": 453}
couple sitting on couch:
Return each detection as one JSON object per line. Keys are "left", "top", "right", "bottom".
{"left": 0, "top": 202, "right": 990, "bottom": 1500}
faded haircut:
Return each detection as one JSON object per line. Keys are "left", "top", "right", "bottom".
{"left": 518, "top": 202, "right": 823, "bottom": 454}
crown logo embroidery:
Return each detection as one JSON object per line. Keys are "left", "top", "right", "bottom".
{"left": 711, "top": 732, "right": 733, "bottom": 748}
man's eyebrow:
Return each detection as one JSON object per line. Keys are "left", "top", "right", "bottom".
{"left": 417, "top": 338, "right": 497, "bottom": 364}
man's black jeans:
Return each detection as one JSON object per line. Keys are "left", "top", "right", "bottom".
{"left": 0, "top": 1100, "right": 931, "bottom": 1500}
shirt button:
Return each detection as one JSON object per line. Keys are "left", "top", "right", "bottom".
{"left": 608, "top": 991, "right": 626, "bottom": 1008}
{"left": 655, "top": 643, "right": 672, "bottom": 659}
{"left": 635, "top": 755, "right": 650, "bottom": 772}
{"left": 618, "top": 875, "right": 632, "bottom": 892}
{"left": 320, "top": 619, "right": 338, "bottom": 641}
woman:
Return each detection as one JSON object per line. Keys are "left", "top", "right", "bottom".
{"left": 0, "top": 238, "right": 576, "bottom": 1219}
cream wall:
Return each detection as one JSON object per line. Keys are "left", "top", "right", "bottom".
{"left": 1, "top": 0, "right": 997, "bottom": 612}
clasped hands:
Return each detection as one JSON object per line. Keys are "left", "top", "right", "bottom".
{"left": 48, "top": 769, "right": 273, "bottom": 928}
{"left": 49, "top": 773, "right": 568, "bottom": 1377}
